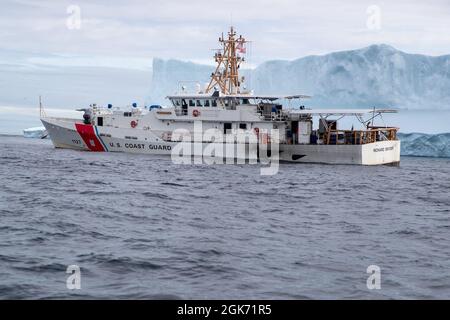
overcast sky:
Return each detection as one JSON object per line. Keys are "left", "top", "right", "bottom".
{"left": 1, "top": 0, "right": 450, "bottom": 69}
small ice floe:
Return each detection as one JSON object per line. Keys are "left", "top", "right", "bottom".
{"left": 23, "top": 126, "right": 49, "bottom": 139}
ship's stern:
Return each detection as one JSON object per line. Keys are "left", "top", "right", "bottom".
{"left": 361, "top": 140, "right": 401, "bottom": 165}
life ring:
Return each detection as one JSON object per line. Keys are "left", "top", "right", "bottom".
{"left": 192, "top": 109, "right": 200, "bottom": 117}
{"left": 253, "top": 127, "right": 259, "bottom": 135}
{"left": 130, "top": 120, "right": 138, "bottom": 128}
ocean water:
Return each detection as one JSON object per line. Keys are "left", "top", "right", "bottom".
{"left": 0, "top": 135, "right": 449, "bottom": 299}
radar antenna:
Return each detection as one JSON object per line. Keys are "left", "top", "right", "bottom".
{"left": 205, "top": 26, "right": 248, "bottom": 95}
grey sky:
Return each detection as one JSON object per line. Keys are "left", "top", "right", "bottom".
{"left": 1, "top": 0, "right": 450, "bottom": 69}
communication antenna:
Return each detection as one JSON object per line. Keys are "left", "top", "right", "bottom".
{"left": 39, "top": 95, "right": 46, "bottom": 118}
{"left": 371, "top": 106, "right": 376, "bottom": 127}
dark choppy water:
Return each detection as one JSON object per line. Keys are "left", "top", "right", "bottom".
{"left": 0, "top": 135, "right": 449, "bottom": 299}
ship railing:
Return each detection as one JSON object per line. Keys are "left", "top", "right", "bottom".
{"left": 323, "top": 127, "right": 398, "bottom": 145}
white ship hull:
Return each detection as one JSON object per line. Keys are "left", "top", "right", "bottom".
{"left": 42, "top": 117, "right": 400, "bottom": 165}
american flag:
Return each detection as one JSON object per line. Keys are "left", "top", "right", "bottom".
{"left": 236, "top": 41, "right": 246, "bottom": 54}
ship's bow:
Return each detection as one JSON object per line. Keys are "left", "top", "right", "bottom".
{"left": 41, "top": 117, "right": 89, "bottom": 151}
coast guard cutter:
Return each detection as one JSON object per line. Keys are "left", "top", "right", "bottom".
{"left": 41, "top": 27, "right": 400, "bottom": 165}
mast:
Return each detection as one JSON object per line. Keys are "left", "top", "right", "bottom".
{"left": 39, "top": 95, "right": 44, "bottom": 118}
{"left": 205, "top": 26, "right": 247, "bottom": 95}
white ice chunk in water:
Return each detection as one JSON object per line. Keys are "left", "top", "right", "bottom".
{"left": 23, "top": 126, "right": 48, "bottom": 139}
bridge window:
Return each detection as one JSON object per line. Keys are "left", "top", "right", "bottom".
{"left": 97, "top": 117, "right": 103, "bottom": 126}
{"left": 189, "top": 100, "right": 195, "bottom": 107}
{"left": 239, "top": 123, "right": 247, "bottom": 130}
{"left": 224, "top": 123, "right": 232, "bottom": 134}
{"left": 212, "top": 100, "right": 217, "bottom": 107}
{"left": 196, "top": 100, "right": 202, "bottom": 107}
{"left": 204, "top": 100, "right": 210, "bottom": 107}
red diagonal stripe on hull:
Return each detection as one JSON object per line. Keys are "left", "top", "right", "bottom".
{"left": 75, "top": 123, "right": 105, "bottom": 152}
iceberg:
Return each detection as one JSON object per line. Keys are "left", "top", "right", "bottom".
{"left": 398, "top": 133, "right": 450, "bottom": 158}
{"left": 23, "top": 126, "right": 48, "bottom": 139}
{"left": 148, "top": 44, "right": 450, "bottom": 110}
